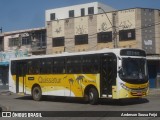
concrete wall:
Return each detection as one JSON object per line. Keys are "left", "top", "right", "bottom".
{"left": 140, "top": 8, "right": 156, "bottom": 54}
{"left": 88, "top": 15, "right": 97, "bottom": 51}
{"left": 3, "top": 34, "right": 30, "bottom": 52}
{"left": 3, "top": 28, "right": 46, "bottom": 55}
{"left": 46, "top": 8, "right": 160, "bottom": 55}
{"left": 64, "top": 18, "right": 75, "bottom": 52}
{"left": 46, "top": 22, "right": 53, "bottom": 54}
{"left": 155, "top": 10, "right": 160, "bottom": 54}
{"left": 118, "top": 9, "right": 137, "bottom": 48}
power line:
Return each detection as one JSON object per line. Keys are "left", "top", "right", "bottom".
{"left": 46, "top": 21, "right": 160, "bottom": 40}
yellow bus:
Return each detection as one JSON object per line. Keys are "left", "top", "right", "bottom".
{"left": 9, "top": 48, "right": 149, "bottom": 104}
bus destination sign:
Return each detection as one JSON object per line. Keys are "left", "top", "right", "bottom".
{"left": 120, "top": 49, "right": 146, "bottom": 57}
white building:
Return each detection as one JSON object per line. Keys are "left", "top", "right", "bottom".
{"left": 45, "top": 2, "right": 115, "bottom": 22}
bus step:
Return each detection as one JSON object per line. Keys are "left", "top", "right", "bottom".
{"left": 102, "top": 94, "right": 112, "bottom": 98}
{"left": 18, "top": 92, "right": 25, "bottom": 96}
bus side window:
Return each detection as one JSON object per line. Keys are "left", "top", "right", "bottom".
{"left": 28, "top": 60, "right": 40, "bottom": 75}
{"left": 66, "top": 56, "right": 82, "bottom": 74}
{"left": 41, "top": 58, "right": 52, "bottom": 74}
{"left": 28, "top": 61, "right": 33, "bottom": 74}
{"left": 53, "top": 57, "right": 65, "bottom": 74}
{"left": 82, "top": 55, "right": 99, "bottom": 74}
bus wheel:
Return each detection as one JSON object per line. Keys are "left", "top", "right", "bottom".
{"left": 88, "top": 88, "right": 98, "bottom": 105}
{"left": 32, "top": 86, "right": 42, "bottom": 101}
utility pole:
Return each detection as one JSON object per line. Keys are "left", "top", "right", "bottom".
{"left": 98, "top": 7, "right": 118, "bottom": 48}
{"left": 18, "top": 34, "right": 22, "bottom": 48}
{"left": 112, "top": 12, "right": 118, "bottom": 48}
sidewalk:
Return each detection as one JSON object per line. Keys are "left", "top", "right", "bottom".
{"left": 0, "top": 85, "right": 11, "bottom": 96}
{"left": 0, "top": 85, "right": 10, "bottom": 111}
{"left": 0, "top": 85, "right": 9, "bottom": 91}
{"left": 149, "top": 88, "right": 160, "bottom": 95}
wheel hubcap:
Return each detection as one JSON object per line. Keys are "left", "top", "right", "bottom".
{"left": 34, "top": 89, "right": 39, "bottom": 98}
{"left": 89, "top": 92, "right": 93, "bottom": 100}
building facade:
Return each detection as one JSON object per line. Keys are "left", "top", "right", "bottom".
{"left": 46, "top": 8, "right": 160, "bottom": 55}
{"left": 0, "top": 2, "right": 159, "bottom": 87}
{"left": 46, "top": 4, "right": 160, "bottom": 88}
{"left": 0, "top": 27, "right": 47, "bottom": 85}
{"left": 2, "top": 27, "right": 46, "bottom": 55}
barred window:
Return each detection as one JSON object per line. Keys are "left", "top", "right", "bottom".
{"left": 69, "top": 10, "right": 74, "bottom": 18}
{"left": 97, "top": 32, "right": 112, "bottom": 43}
{"left": 88, "top": 7, "right": 94, "bottom": 14}
{"left": 52, "top": 37, "right": 64, "bottom": 47}
{"left": 75, "top": 34, "right": 88, "bottom": 45}
{"left": 119, "top": 29, "right": 135, "bottom": 41}
{"left": 50, "top": 13, "right": 56, "bottom": 20}
{"left": 9, "top": 38, "right": 19, "bottom": 47}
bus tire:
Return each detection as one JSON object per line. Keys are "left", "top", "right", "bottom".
{"left": 88, "top": 88, "right": 98, "bottom": 105}
{"left": 32, "top": 86, "right": 42, "bottom": 101}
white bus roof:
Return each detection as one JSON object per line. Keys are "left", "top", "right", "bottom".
{"left": 10, "top": 48, "right": 145, "bottom": 61}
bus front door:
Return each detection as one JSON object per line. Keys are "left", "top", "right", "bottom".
{"left": 101, "top": 54, "right": 117, "bottom": 97}
{"left": 16, "top": 62, "right": 27, "bottom": 93}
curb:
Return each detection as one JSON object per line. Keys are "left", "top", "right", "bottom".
{"left": 0, "top": 91, "right": 11, "bottom": 96}
{"left": 149, "top": 89, "right": 160, "bottom": 95}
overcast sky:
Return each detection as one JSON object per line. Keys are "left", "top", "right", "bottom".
{"left": 0, "top": 0, "right": 159, "bottom": 32}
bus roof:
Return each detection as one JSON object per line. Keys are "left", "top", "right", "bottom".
{"left": 10, "top": 48, "right": 145, "bottom": 61}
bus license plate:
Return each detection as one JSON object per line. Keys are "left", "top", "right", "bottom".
{"left": 137, "top": 92, "right": 142, "bottom": 95}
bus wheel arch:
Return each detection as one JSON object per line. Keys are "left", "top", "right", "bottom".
{"left": 84, "top": 85, "right": 99, "bottom": 105}
{"left": 32, "top": 84, "right": 42, "bottom": 101}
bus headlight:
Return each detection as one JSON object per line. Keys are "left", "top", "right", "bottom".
{"left": 120, "top": 83, "right": 132, "bottom": 92}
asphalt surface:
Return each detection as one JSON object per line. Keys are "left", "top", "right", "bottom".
{"left": 0, "top": 86, "right": 160, "bottom": 120}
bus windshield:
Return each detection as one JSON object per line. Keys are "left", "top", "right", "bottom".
{"left": 119, "top": 58, "right": 148, "bottom": 84}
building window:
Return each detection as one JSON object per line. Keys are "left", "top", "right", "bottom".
{"left": 75, "top": 34, "right": 88, "bottom": 45}
{"left": 33, "top": 31, "right": 46, "bottom": 47}
{"left": 22, "top": 36, "right": 31, "bottom": 45}
{"left": 50, "top": 13, "right": 56, "bottom": 20}
{"left": 88, "top": 7, "right": 94, "bottom": 15}
{"left": 97, "top": 32, "right": 112, "bottom": 43}
{"left": 81, "top": 8, "right": 85, "bottom": 16}
{"left": 69, "top": 10, "right": 74, "bottom": 18}
{"left": 9, "top": 38, "right": 19, "bottom": 47}
{"left": 52, "top": 37, "right": 64, "bottom": 47}
{"left": 119, "top": 29, "right": 135, "bottom": 41}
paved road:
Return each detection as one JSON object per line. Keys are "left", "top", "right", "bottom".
{"left": 0, "top": 88, "right": 160, "bottom": 120}
{"left": 0, "top": 92, "right": 160, "bottom": 120}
